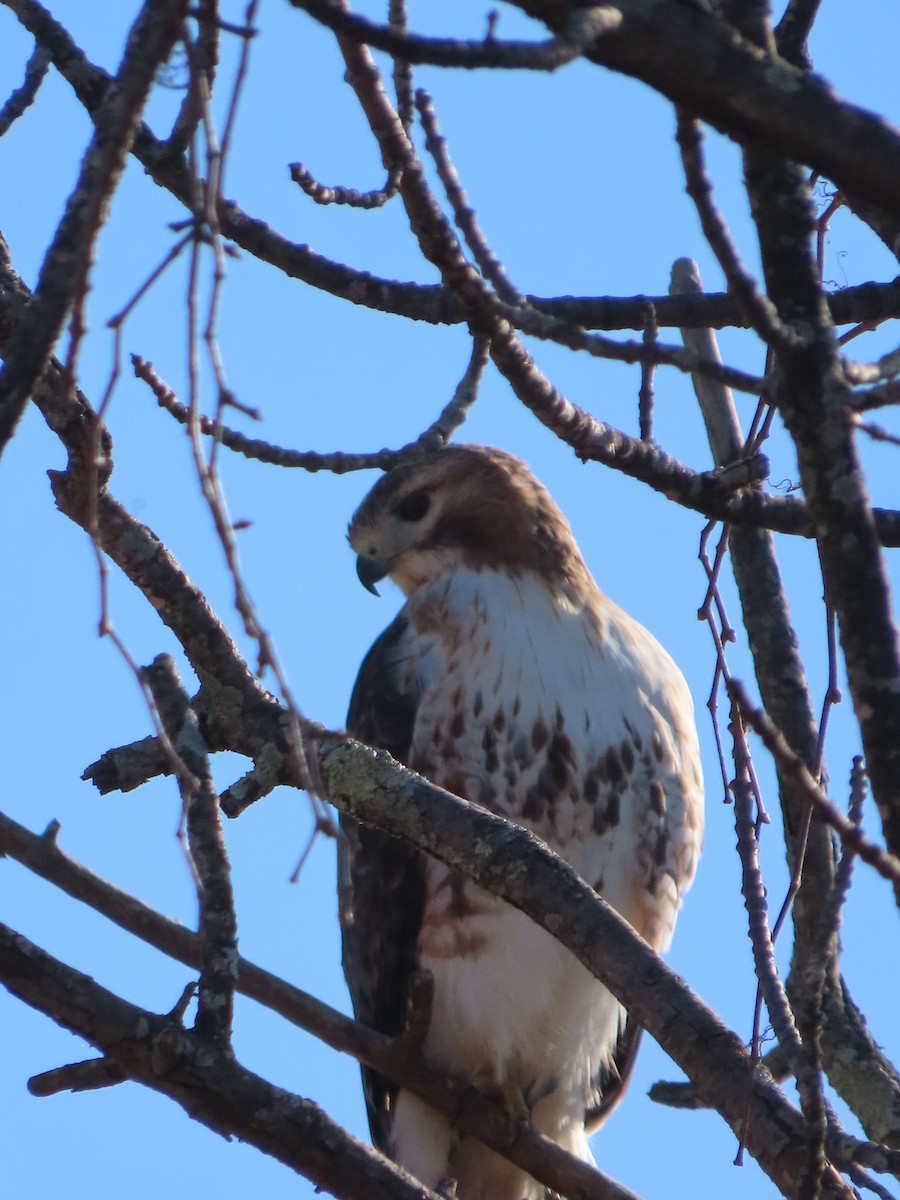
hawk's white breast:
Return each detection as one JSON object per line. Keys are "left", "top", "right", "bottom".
{"left": 388, "top": 568, "right": 703, "bottom": 1190}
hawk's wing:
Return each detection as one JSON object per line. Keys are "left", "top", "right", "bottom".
{"left": 339, "top": 614, "right": 426, "bottom": 1152}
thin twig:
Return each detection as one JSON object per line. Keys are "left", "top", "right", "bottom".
{"left": 675, "top": 113, "right": 799, "bottom": 354}
{"left": 168, "top": 1, "right": 221, "bottom": 153}
{"left": 0, "top": 41, "right": 50, "bottom": 137}
{"left": 131, "top": 333, "right": 487, "bottom": 469}
{"left": 853, "top": 416, "right": 900, "bottom": 448}
{"left": 728, "top": 679, "right": 900, "bottom": 887}
{"left": 289, "top": 159, "right": 402, "bottom": 209}
{"left": 182, "top": 47, "right": 329, "bottom": 843}
{"left": 638, "top": 305, "right": 658, "bottom": 441}
{"left": 416, "top": 89, "right": 523, "bottom": 306}
{"left": 730, "top": 697, "right": 825, "bottom": 1178}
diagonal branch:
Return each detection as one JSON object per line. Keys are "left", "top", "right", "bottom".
{"left": 675, "top": 115, "right": 798, "bottom": 353}
{"left": 0, "top": 40, "right": 50, "bottom": 135}
{"left": 0, "top": 922, "right": 443, "bottom": 1200}
{"left": 728, "top": 681, "right": 900, "bottom": 889}
{"left": 0, "top": 810, "right": 639, "bottom": 1200}
{"left": 73, "top": 715, "right": 864, "bottom": 1199}
{"left": 0, "top": 0, "right": 186, "bottom": 460}
{"left": 516, "top": 0, "right": 900, "bottom": 219}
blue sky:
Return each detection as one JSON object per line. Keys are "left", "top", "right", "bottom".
{"left": 1, "top": 2, "right": 898, "bottom": 1198}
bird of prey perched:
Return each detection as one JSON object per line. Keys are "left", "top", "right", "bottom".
{"left": 339, "top": 444, "right": 703, "bottom": 1200}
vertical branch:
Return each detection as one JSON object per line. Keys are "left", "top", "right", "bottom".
{"left": 742, "top": 137, "right": 900, "bottom": 900}
{"left": 140, "top": 655, "right": 238, "bottom": 1048}
{"left": 670, "top": 260, "right": 745, "bottom": 467}
{"left": 671, "top": 259, "right": 841, "bottom": 1191}
{"left": 638, "top": 304, "right": 657, "bottom": 441}
{"left": 670, "top": 260, "right": 830, "bottom": 900}
{"left": 168, "top": 0, "right": 221, "bottom": 154}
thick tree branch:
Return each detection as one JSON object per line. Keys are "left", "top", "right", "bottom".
{"left": 4, "top": 0, "right": 899, "bottom": 342}
{"left": 741, "top": 136, "right": 900, "bottom": 900}
{"left": 514, "top": 0, "right": 900, "bottom": 219}
{"left": 64, "top": 685, "right": 888, "bottom": 1199}
{"left": 0, "top": 923, "right": 444, "bottom": 1200}
{"left": 0, "top": 810, "right": 639, "bottom": 1200}
{"left": 288, "top": 0, "right": 900, "bottom": 218}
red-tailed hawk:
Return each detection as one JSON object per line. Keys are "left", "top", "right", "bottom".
{"left": 339, "top": 445, "right": 703, "bottom": 1200}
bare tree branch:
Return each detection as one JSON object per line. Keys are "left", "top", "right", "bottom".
{"left": 5, "top": 0, "right": 899, "bottom": 344}
{"left": 728, "top": 681, "right": 900, "bottom": 889}
{"left": 130, "top": 334, "right": 487, "bottom": 471}
{"left": 2, "top": 4, "right": 900, "bottom": 1197}
{"left": 515, "top": 0, "right": 900, "bottom": 219}
{"left": 671, "top": 259, "right": 900, "bottom": 1157}
{"left": 0, "top": 0, "right": 186, "bottom": 459}
{"left": 0, "top": 39, "right": 50, "bottom": 136}
{"left": 0, "top": 922, "right": 444, "bottom": 1200}
{"left": 0, "top": 810, "right": 640, "bottom": 1200}
{"left": 741, "top": 135, "right": 900, "bottom": 900}
{"left": 288, "top": 1, "right": 622, "bottom": 72}
{"left": 139, "top": 654, "right": 238, "bottom": 1049}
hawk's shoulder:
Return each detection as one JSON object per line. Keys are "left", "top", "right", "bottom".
{"left": 346, "top": 612, "right": 418, "bottom": 760}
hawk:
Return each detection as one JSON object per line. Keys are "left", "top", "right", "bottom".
{"left": 339, "top": 445, "right": 703, "bottom": 1200}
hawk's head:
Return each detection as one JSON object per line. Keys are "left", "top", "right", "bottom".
{"left": 348, "top": 444, "right": 586, "bottom": 597}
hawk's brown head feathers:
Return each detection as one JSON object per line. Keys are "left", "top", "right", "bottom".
{"left": 348, "top": 444, "right": 589, "bottom": 596}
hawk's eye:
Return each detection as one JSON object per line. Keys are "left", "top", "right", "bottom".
{"left": 396, "top": 491, "right": 430, "bottom": 522}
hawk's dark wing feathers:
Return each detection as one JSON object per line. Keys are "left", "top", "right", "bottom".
{"left": 339, "top": 615, "right": 426, "bottom": 1152}
{"left": 586, "top": 1017, "right": 644, "bottom": 1131}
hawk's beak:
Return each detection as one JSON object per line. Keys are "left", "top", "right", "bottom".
{"left": 356, "top": 554, "right": 389, "bottom": 596}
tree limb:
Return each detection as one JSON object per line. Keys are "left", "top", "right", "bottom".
{"left": 0, "top": 922, "right": 444, "bottom": 1200}
{"left": 0, "top": 810, "right": 640, "bottom": 1200}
